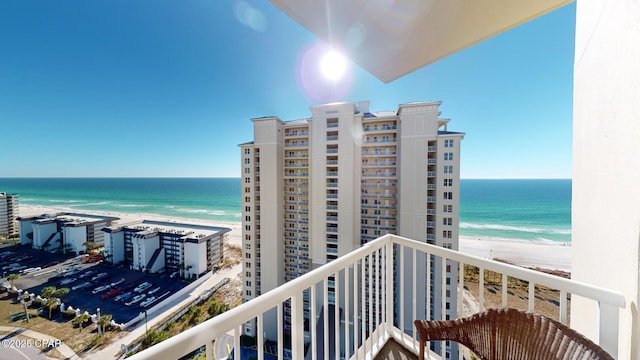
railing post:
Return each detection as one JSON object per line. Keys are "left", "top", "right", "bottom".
{"left": 386, "top": 240, "right": 394, "bottom": 335}
{"left": 598, "top": 302, "right": 620, "bottom": 359}
{"left": 291, "top": 292, "right": 304, "bottom": 359}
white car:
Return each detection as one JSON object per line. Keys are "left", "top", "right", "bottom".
{"left": 134, "top": 282, "right": 152, "bottom": 293}
{"left": 147, "top": 286, "right": 161, "bottom": 295}
{"left": 60, "top": 277, "right": 77, "bottom": 285}
{"left": 72, "top": 282, "right": 91, "bottom": 290}
{"left": 92, "top": 284, "right": 111, "bottom": 294}
{"left": 110, "top": 278, "right": 125, "bottom": 287}
{"left": 22, "top": 267, "right": 41, "bottom": 275}
{"left": 125, "top": 294, "right": 146, "bottom": 306}
{"left": 140, "top": 296, "right": 156, "bottom": 308}
{"left": 91, "top": 272, "right": 108, "bottom": 281}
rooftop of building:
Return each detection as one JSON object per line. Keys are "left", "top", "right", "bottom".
{"left": 104, "top": 219, "right": 230, "bottom": 243}
{"left": 18, "top": 212, "right": 120, "bottom": 226}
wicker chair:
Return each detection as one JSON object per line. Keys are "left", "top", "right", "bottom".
{"left": 414, "top": 308, "right": 614, "bottom": 360}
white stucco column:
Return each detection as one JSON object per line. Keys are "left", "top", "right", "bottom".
{"left": 572, "top": 1, "right": 640, "bottom": 359}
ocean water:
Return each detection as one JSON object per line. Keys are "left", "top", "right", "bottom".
{"left": 460, "top": 179, "right": 571, "bottom": 243}
{"left": 0, "top": 178, "right": 571, "bottom": 244}
{"left": 0, "top": 178, "right": 242, "bottom": 223}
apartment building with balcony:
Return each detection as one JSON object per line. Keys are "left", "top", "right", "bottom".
{"left": 17, "top": 212, "right": 119, "bottom": 254}
{"left": 102, "top": 220, "right": 229, "bottom": 278}
{"left": 0, "top": 192, "right": 19, "bottom": 236}
{"left": 240, "top": 100, "right": 464, "bottom": 358}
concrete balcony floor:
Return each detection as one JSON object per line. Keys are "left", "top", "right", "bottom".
{"left": 374, "top": 338, "right": 418, "bottom": 360}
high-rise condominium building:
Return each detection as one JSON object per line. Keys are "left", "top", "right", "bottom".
{"left": 0, "top": 192, "right": 19, "bottom": 236}
{"left": 240, "top": 100, "right": 463, "bottom": 358}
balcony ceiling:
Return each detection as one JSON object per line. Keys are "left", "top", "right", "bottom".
{"left": 270, "top": 0, "right": 573, "bottom": 83}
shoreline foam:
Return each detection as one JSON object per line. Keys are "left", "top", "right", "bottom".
{"left": 18, "top": 204, "right": 571, "bottom": 272}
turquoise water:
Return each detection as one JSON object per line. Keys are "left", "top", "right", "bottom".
{"left": 0, "top": 178, "right": 571, "bottom": 243}
{"left": 0, "top": 178, "right": 242, "bottom": 222}
{"left": 460, "top": 179, "right": 571, "bottom": 243}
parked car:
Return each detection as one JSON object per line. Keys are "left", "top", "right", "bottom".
{"left": 79, "top": 270, "right": 95, "bottom": 279}
{"left": 125, "top": 294, "right": 146, "bottom": 306}
{"left": 91, "top": 272, "right": 108, "bottom": 281}
{"left": 72, "top": 282, "right": 91, "bottom": 290}
{"left": 114, "top": 291, "right": 132, "bottom": 302}
{"left": 92, "top": 284, "right": 111, "bottom": 294}
{"left": 102, "top": 288, "right": 122, "bottom": 299}
{"left": 140, "top": 296, "right": 156, "bottom": 308}
{"left": 134, "top": 282, "right": 152, "bottom": 293}
{"left": 147, "top": 286, "right": 161, "bottom": 295}
{"left": 42, "top": 261, "right": 59, "bottom": 268}
{"left": 22, "top": 267, "right": 41, "bottom": 274}
{"left": 110, "top": 278, "right": 125, "bottom": 287}
{"left": 60, "top": 277, "right": 77, "bottom": 285}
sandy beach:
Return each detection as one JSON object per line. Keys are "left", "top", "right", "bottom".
{"left": 18, "top": 204, "right": 571, "bottom": 272}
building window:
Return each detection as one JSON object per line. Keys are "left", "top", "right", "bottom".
{"left": 444, "top": 139, "right": 454, "bottom": 148}
{"left": 245, "top": 196, "right": 250, "bottom": 202}
{"left": 444, "top": 165, "right": 453, "bottom": 174}
{"left": 443, "top": 204, "right": 453, "bottom": 213}
{"left": 245, "top": 216, "right": 251, "bottom": 221}
{"left": 245, "top": 206, "right": 250, "bottom": 212}
{"left": 245, "top": 225, "right": 251, "bottom": 231}
{"left": 443, "top": 217, "right": 452, "bottom": 226}
{"left": 444, "top": 152, "right": 453, "bottom": 161}
{"left": 443, "top": 178, "right": 452, "bottom": 187}
{"left": 245, "top": 187, "right": 250, "bottom": 193}
{"left": 244, "top": 148, "right": 251, "bottom": 155}
{"left": 245, "top": 262, "right": 251, "bottom": 268}
{"left": 244, "top": 168, "right": 251, "bottom": 174}
{"left": 245, "top": 253, "right": 251, "bottom": 259}
{"left": 244, "top": 158, "right": 250, "bottom": 164}
{"left": 443, "top": 192, "right": 453, "bottom": 200}
{"left": 443, "top": 231, "right": 452, "bottom": 239}
{"left": 245, "top": 177, "right": 251, "bottom": 183}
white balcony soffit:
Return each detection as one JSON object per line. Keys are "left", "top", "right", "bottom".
{"left": 270, "top": 0, "right": 573, "bottom": 83}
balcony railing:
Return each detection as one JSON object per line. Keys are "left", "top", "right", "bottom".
{"left": 129, "top": 234, "right": 625, "bottom": 360}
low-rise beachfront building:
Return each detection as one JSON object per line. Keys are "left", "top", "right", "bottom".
{"left": 17, "top": 212, "right": 119, "bottom": 254}
{"left": 102, "top": 220, "right": 229, "bottom": 278}
{"left": 0, "top": 192, "right": 19, "bottom": 236}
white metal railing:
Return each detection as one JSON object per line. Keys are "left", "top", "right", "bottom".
{"left": 129, "top": 234, "right": 626, "bottom": 360}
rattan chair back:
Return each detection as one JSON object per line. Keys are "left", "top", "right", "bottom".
{"left": 414, "top": 308, "right": 613, "bottom": 360}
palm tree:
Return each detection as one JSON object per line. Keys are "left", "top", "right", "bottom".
{"left": 98, "top": 314, "right": 112, "bottom": 335}
{"left": 7, "top": 273, "right": 20, "bottom": 285}
{"left": 72, "top": 313, "right": 91, "bottom": 332}
{"left": 40, "top": 286, "right": 70, "bottom": 319}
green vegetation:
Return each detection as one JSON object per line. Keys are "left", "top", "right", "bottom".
{"left": 72, "top": 313, "right": 91, "bottom": 332}
{"left": 7, "top": 273, "right": 20, "bottom": 285}
{"left": 98, "top": 314, "right": 113, "bottom": 334}
{"left": 41, "top": 286, "right": 70, "bottom": 319}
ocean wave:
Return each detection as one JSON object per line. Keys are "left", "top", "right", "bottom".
{"left": 114, "top": 203, "right": 149, "bottom": 208}
{"left": 172, "top": 207, "right": 239, "bottom": 217}
{"left": 460, "top": 222, "right": 571, "bottom": 235}
{"left": 48, "top": 199, "right": 85, "bottom": 204}
{"left": 77, "top": 201, "right": 112, "bottom": 206}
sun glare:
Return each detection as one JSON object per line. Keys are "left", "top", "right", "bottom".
{"left": 321, "top": 50, "right": 347, "bottom": 81}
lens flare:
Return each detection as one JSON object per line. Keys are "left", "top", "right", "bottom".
{"left": 295, "top": 42, "right": 353, "bottom": 103}
{"left": 321, "top": 51, "right": 347, "bottom": 81}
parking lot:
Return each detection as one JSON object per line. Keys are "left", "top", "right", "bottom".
{"left": 1, "top": 245, "right": 188, "bottom": 324}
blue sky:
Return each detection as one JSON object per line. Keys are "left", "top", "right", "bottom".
{"left": 0, "top": 1, "right": 575, "bottom": 179}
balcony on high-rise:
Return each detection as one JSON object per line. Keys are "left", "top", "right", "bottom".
{"left": 128, "top": 234, "right": 624, "bottom": 360}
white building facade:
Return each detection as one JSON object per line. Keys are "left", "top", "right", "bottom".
{"left": 17, "top": 212, "right": 118, "bottom": 254}
{"left": 240, "top": 100, "right": 463, "bottom": 358}
{"left": 103, "top": 220, "right": 229, "bottom": 278}
{"left": 0, "top": 192, "right": 19, "bottom": 236}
